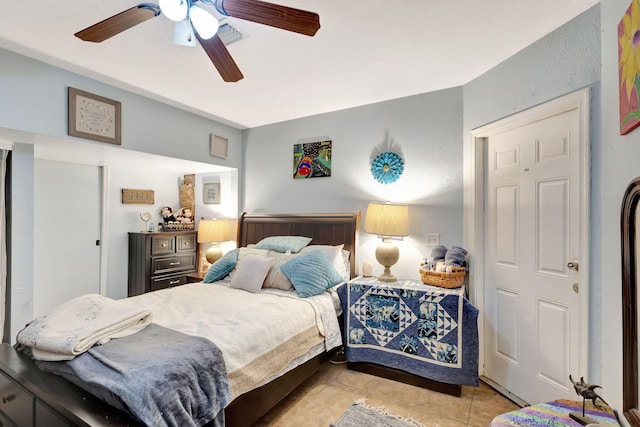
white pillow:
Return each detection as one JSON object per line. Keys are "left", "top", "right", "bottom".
{"left": 263, "top": 251, "right": 300, "bottom": 291}
{"left": 229, "top": 255, "right": 273, "bottom": 293}
{"left": 300, "top": 244, "right": 350, "bottom": 281}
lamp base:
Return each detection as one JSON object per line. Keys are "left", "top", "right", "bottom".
{"left": 375, "top": 237, "right": 399, "bottom": 282}
{"left": 205, "top": 243, "right": 223, "bottom": 264}
{"left": 377, "top": 271, "right": 397, "bottom": 282}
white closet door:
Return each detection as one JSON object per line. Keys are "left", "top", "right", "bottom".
{"left": 484, "top": 107, "right": 581, "bottom": 404}
{"left": 34, "top": 159, "right": 101, "bottom": 316}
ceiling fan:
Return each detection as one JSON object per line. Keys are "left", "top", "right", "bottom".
{"left": 74, "top": 0, "right": 320, "bottom": 82}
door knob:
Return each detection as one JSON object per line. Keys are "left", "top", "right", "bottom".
{"left": 567, "top": 260, "right": 579, "bottom": 271}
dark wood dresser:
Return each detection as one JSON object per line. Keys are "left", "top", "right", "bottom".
{"left": 0, "top": 344, "right": 139, "bottom": 426}
{"left": 127, "top": 231, "right": 198, "bottom": 297}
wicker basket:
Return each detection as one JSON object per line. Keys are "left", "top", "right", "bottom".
{"left": 419, "top": 267, "right": 466, "bottom": 288}
{"left": 160, "top": 221, "right": 195, "bottom": 231}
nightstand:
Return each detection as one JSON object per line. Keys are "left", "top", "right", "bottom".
{"left": 337, "top": 276, "right": 478, "bottom": 396}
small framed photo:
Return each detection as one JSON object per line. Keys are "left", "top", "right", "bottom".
{"left": 68, "top": 87, "right": 121, "bottom": 145}
{"left": 203, "top": 183, "right": 221, "bottom": 204}
{"left": 210, "top": 134, "right": 228, "bottom": 159}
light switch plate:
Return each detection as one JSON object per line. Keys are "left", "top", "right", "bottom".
{"left": 425, "top": 233, "right": 440, "bottom": 246}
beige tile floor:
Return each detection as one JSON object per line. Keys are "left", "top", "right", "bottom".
{"left": 254, "top": 359, "right": 520, "bottom": 426}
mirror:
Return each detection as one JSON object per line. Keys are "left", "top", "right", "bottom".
{"left": 621, "top": 177, "right": 640, "bottom": 425}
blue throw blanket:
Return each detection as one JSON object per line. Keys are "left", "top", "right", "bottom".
{"left": 36, "top": 323, "right": 231, "bottom": 427}
{"left": 338, "top": 278, "right": 479, "bottom": 386}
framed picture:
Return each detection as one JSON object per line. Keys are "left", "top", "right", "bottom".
{"left": 121, "top": 189, "right": 154, "bottom": 204}
{"left": 68, "top": 87, "right": 122, "bottom": 145}
{"left": 210, "top": 134, "right": 228, "bottom": 159}
{"left": 203, "top": 183, "right": 221, "bottom": 204}
{"left": 293, "top": 140, "right": 332, "bottom": 179}
{"left": 619, "top": 2, "right": 640, "bottom": 135}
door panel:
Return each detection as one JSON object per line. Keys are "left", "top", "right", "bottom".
{"left": 484, "top": 107, "right": 580, "bottom": 404}
{"left": 537, "top": 179, "right": 568, "bottom": 275}
{"left": 537, "top": 299, "right": 569, "bottom": 387}
{"left": 496, "top": 288, "right": 519, "bottom": 363}
{"left": 34, "top": 159, "right": 101, "bottom": 317}
{"left": 496, "top": 185, "right": 519, "bottom": 266}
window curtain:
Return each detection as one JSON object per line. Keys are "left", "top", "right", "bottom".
{"left": 0, "top": 150, "right": 8, "bottom": 342}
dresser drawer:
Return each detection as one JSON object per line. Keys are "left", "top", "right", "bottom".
{"left": 0, "top": 371, "right": 34, "bottom": 427}
{"left": 36, "top": 400, "right": 71, "bottom": 426}
{"left": 151, "top": 236, "right": 175, "bottom": 256}
{"left": 176, "top": 234, "right": 196, "bottom": 253}
{"left": 151, "top": 254, "right": 196, "bottom": 275}
{"left": 151, "top": 274, "right": 188, "bottom": 291}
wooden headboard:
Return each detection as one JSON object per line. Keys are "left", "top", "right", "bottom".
{"left": 237, "top": 212, "right": 361, "bottom": 278}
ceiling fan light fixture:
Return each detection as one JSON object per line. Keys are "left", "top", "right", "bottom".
{"left": 173, "top": 19, "right": 197, "bottom": 47}
{"left": 159, "top": 0, "right": 188, "bottom": 22}
{"left": 190, "top": 5, "right": 219, "bottom": 40}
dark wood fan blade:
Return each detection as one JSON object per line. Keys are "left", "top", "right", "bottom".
{"left": 75, "top": 4, "right": 161, "bottom": 42}
{"left": 218, "top": 0, "right": 320, "bottom": 36}
{"left": 196, "top": 33, "right": 244, "bottom": 82}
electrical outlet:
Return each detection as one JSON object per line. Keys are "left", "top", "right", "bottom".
{"left": 425, "top": 233, "right": 440, "bottom": 246}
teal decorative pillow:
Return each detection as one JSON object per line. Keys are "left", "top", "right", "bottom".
{"left": 254, "top": 236, "right": 312, "bottom": 253}
{"left": 203, "top": 249, "right": 239, "bottom": 283}
{"left": 280, "top": 250, "right": 344, "bottom": 298}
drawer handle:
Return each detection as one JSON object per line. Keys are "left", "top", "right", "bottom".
{"left": 184, "top": 242, "right": 190, "bottom": 246}
{"left": 169, "top": 261, "right": 181, "bottom": 266}
{"left": 2, "top": 393, "right": 15, "bottom": 404}
{"left": 161, "top": 243, "right": 167, "bottom": 248}
{"left": 169, "top": 280, "right": 181, "bottom": 285}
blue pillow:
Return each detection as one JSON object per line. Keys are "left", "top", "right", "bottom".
{"left": 280, "top": 250, "right": 344, "bottom": 297}
{"left": 254, "top": 236, "right": 312, "bottom": 253}
{"left": 203, "top": 249, "right": 239, "bottom": 283}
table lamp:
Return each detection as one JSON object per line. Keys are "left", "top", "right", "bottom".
{"left": 197, "top": 218, "right": 231, "bottom": 264}
{"left": 364, "top": 202, "right": 409, "bottom": 282}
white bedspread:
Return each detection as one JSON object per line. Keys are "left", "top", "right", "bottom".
{"left": 127, "top": 282, "right": 342, "bottom": 398}
{"left": 17, "top": 294, "right": 152, "bottom": 361}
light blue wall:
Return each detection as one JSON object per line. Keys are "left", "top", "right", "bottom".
{"left": 242, "top": 2, "right": 608, "bottom": 406}
{"left": 0, "top": 48, "right": 243, "bottom": 167}
{"left": 243, "top": 88, "right": 464, "bottom": 281}
{"left": 0, "top": 47, "right": 244, "bottom": 340}
{"left": 463, "top": 4, "right": 606, "bottom": 401}
{"left": 599, "top": 0, "right": 640, "bottom": 410}
{"left": 3, "top": 2, "right": 629, "bottom": 408}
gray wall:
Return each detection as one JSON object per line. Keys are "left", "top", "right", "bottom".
{"left": 243, "top": 88, "right": 464, "bottom": 281}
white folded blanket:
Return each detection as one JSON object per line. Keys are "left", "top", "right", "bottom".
{"left": 17, "top": 294, "right": 153, "bottom": 361}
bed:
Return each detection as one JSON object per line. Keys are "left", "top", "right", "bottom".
{"left": 4, "top": 211, "right": 361, "bottom": 427}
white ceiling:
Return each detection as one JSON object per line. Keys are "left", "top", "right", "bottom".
{"left": 0, "top": 1, "right": 599, "bottom": 130}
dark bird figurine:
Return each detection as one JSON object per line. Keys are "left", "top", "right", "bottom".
{"left": 570, "top": 375, "right": 609, "bottom": 409}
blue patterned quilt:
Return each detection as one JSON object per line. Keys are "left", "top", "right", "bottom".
{"left": 337, "top": 277, "right": 479, "bottom": 386}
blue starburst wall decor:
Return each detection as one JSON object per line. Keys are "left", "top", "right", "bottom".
{"left": 371, "top": 152, "right": 404, "bottom": 184}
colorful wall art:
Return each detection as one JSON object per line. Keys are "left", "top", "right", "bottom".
{"left": 619, "top": 0, "right": 640, "bottom": 135}
{"left": 293, "top": 140, "right": 332, "bottom": 179}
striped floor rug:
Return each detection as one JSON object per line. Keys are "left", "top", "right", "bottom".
{"left": 490, "top": 399, "right": 620, "bottom": 426}
{"left": 331, "top": 399, "right": 425, "bottom": 427}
